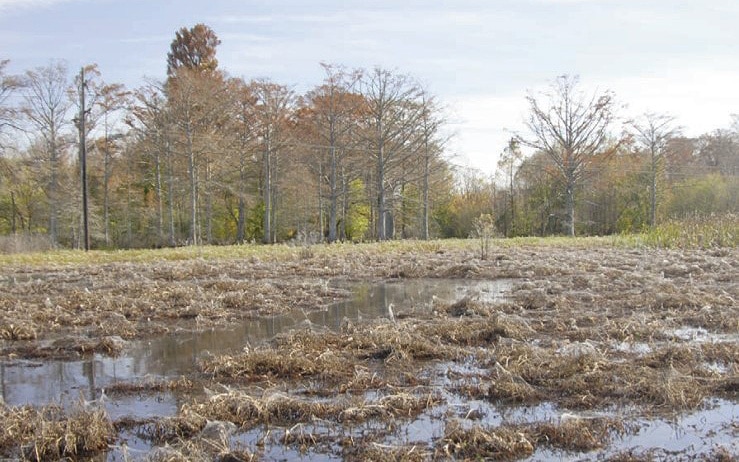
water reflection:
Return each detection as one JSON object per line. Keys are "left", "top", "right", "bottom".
{"left": 1, "top": 278, "right": 510, "bottom": 409}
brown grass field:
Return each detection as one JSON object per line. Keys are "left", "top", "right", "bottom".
{"left": 0, "top": 237, "right": 737, "bottom": 461}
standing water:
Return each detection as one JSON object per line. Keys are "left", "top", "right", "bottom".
{"left": 0, "top": 278, "right": 511, "bottom": 413}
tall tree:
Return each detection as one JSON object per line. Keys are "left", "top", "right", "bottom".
{"left": 94, "top": 82, "right": 130, "bottom": 246}
{"left": 628, "top": 112, "right": 681, "bottom": 227}
{"left": 1, "top": 60, "right": 22, "bottom": 153}
{"left": 128, "top": 82, "right": 176, "bottom": 246}
{"left": 360, "top": 67, "right": 424, "bottom": 240}
{"left": 166, "top": 24, "right": 221, "bottom": 78}
{"left": 416, "top": 91, "right": 447, "bottom": 240}
{"left": 227, "top": 78, "right": 259, "bottom": 243}
{"left": 21, "top": 62, "right": 72, "bottom": 246}
{"left": 302, "top": 63, "right": 363, "bottom": 242}
{"left": 519, "top": 75, "right": 619, "bottom": 236}
{"left": 695, "top": 128, "right": 739, "bottom": 176}
{"left": 252, "top": 79, "right": 294, "bottom": 244}
{"left": 165, "top": 24, "right": 225, "bottom": 245}
{"left": 167, "top": 68, "right": 226, "bottom": 245}
{"left": 496, "top": 138, "right": 523, "bottom": 237}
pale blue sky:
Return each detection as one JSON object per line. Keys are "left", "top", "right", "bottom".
{"left": 2, "top": 0, "right": 738, "bottom": 171}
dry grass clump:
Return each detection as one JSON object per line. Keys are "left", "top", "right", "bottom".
{"left": 606, "top": 445, "right": 737, "bottom": 462}
{"left": 437, "top": 417, "right": 625, "bottom": 460}
{"left": 460, "top": 339, "right": 723, "bottom": 410}
{"left": 340, "top": 391, "right": 442, "bottom": 422}
{"left": 350, "top": 322, "right": 451, "bottom": 363}
{"left": 437, "top": 421, "right": 534, "bottom": 460}
{"left": 143, "top": 407, "right": 207, "bottom": 443}
{"left": 106, "top": 376, "right": 194, "bottom": 395}
{"left": 0, "top": 402, "right": 114, "bottom": 461}
{"left": 187, "top": 389, "right": 340, "bottom": 427}
{"left": 624, "top": 365, "right": 709, "bottom": 409}
{"left": 200, "top": 335, "right": 354, "bottom": 383}
{"left": 531, "top": 417, "right": 626, "bottom": 451}
{"left": 9, "top": 335, "right": 127, "bottom": 359}
{"left": 145, "top": 435, "right": 256, "bottom": 462}
{"left": 421, "top": 315, "right": 533, "bottom": 347}
{"left": 343, "top": 443, "right": 431, "bottom": 462}
{"left": 201, "top": 320, "right": 464, "bottom": 386}
{"left": 0, "top": 320, "right": 37, "bottom": 340}
{"left": 186, "top": 388, "right": 441, "bottom": 429}
{"left": 484, "top": 361, "right": 543, "bottom": 404}
{"left": 202, "top": 350, "right": 328, "bottom": 380}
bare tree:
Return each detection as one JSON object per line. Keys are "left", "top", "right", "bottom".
{"left": 166, "top": 69, "right": 226, "bottom": 245}
{"left": 496, "top": 138, "right": 523, "bottom": 236}
{"left": 303, "top": 63, "right": 363, "bottom": 242}
{"left": 628, "top": 112, "right": 681, "bottom": 227}
{"left": 21, "top": 62, "right": 72, "bottom": 246}
{"left": 227, "top": 78, "right": 259, "bottom": 243}
{"left": 1, "top": 60, "right": 22, "bottom": 153}
{"left": 416, "top": 90, "right": 447, "bottom": 240}
{"left": 95, "top": 82, "right": 130, "bottom": 246}
{"left": 128, "top": 82, "right": 175, "bottom": 246}
{"left": 252, "top": 79, "right": 294, "bottom": 244}
{"left": 519, "top": 75, "right": 618, "bottom": 236}
{"left": 360, "top": 67, "right": 424, "bottom": 240}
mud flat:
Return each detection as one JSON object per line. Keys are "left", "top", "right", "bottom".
{"left": 0, "top": 239, "right": 736, "bottom": 460}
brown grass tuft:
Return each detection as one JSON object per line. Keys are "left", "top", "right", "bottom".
{"left": 0, "top": 402, "right": 114, "bottom": 460}
{"left": 437, "top": 421, "right": 534, "bottom": 460}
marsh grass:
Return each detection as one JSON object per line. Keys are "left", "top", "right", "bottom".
{"left": 628, "top": 213, "right": 738, "bottom": 249}
{"left": 343, "top": 443, "right": 431, "bottom": 462}
{"left": 1, "top": 236, "right": 736, "bottom": 460}
{"left": 438, "top": 417, "right": 625, "bottom": 460}
{"left": 0, "top": 401, "right": 114, "bottom": 461}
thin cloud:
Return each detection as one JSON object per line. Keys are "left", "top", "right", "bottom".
{"left": 0, "top": 0, "right": 73, "bottom": 13}
{"left": 207, "top": 13, "right": 350, "bottom": 26}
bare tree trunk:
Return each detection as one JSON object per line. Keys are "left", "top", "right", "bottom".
{"left": 236, "top": 153, "right": 247, "bottom": 243}
{"left": 205, "top": 159, "right": 212, "bottom": 244}
{"left": 49, "top": 132, "right": 58, "bottom": 246}
{"left": 153, "top": 146, "right": 163, "bottom": 245}
{"left": 166, "top": 141, "right": 176, "bottom": 246}
{"left": 565, "top": 176, "right": 576, "bottom": 237}
{"left": 422, "top": 137, "right": 430, "bottom": 240}
{"left": 328, "top": 144, "right": 338, "bottom": 242}
{"left": 186, "top": 123, "right": 198, "bottom": 245}
{"left": 376, "top": 137, "right": 387, "bottom": 241}
{"left": 648, "top": 149, "right": 662, "bottom": 228}
{"left": 263, "top": 127, "right": 272, "bottom": 244}
{"left": 317, "top": 161, "right": 324, "bottom": 240}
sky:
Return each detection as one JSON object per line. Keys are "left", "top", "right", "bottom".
{"left": 1, "top": 0, "right": 738, "bottom": 173}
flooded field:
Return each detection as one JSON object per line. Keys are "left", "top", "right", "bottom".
{"left": 0, "top": 241, "right": 737, "bottom": 461}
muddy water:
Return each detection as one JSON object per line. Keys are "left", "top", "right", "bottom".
{"left": 0, "top": 278, "right": 511, "bottom": 412}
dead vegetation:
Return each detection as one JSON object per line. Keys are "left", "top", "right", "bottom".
{"left": 0, "top": 240, "right": 736, "bottom": 460}
{"left": 0, "top": 401, "right": 114, "bottom": 461}
{"left": 438, "top": 416, "right": 627, "bottom": 460}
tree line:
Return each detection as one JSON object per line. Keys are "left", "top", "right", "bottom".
{"left": 0, "top": 24, "right": 454, "bottom": 249}
{"left": 494, "top": 75, "right": 738, "bottom": 237}
{"left": 0, "top": 25, "right": 736, "bottom": 250}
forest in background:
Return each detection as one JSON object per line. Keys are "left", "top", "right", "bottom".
{"left": 0, "top": 24, "right": 737, "bottom": 251}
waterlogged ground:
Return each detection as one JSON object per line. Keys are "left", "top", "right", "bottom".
{"left": 0, "top": 240, "right": 737, "bottom": 461}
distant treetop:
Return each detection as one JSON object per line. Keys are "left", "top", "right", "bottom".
{"left": 166, "top": 23, "right": 221, "bottom": 78}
